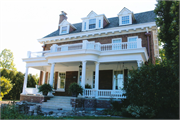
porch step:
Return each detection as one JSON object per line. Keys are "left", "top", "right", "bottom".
{"left": 41, "top": 96, "right": 75, "bottom": 110}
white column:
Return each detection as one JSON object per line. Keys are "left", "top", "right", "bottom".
{"left": 42, "top": 71, "right": 46, "bottom": 84}
{"left": 81, "top": 61, "right": 87, "bottom": 89}
{"left": 21, "top": 67, "right": 29, "bottom": 94}
{"left": 95, "top": 62, "right": 100, "bottom": 98}
{"left": 137, "top": 60, "right": 143, "bottom": 67}
{"left": 48, "top": 63, "right": 55, "bottom": 96}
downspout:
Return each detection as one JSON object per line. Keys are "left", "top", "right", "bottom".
{"left": 145, "top": 28, "right": 151, "bottom": 58}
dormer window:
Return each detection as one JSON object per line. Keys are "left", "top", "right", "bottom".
{"left": 118, "top": 7, "right": 135, "bottom": 26}
{"left": 122, "top": 16, "right": 129, "bottom": 24}
{"left": 81, "top": 11, "right": 110, "bottom": 31}
{"left": 61, "top": 26, "right": 67, "bottom": 34}
{"left": 89, "top": 19, "right": 96, "bottom": 29}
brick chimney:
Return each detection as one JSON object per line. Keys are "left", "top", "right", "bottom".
{"left": 58, "top": 11, "right": 67, "bottom": 29}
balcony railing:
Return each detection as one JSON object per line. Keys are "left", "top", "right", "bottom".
{"left": 84, "top": 89, "right": 126, "bottom": 98}
{"left": 27, "top": 39, "right": 142, "bottom": 58}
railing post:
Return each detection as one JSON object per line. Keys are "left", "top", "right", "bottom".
{"left": 82, "top": 40, "right": 88, "bottom": 49}
{"left": 50, "top": 44, "right": 58, "bottom": 52}
{"left": 27, "top": 51, "right": 31, "bottom": 58}
{"left": 137, "top": 38, "right": 142, "bottom": 48}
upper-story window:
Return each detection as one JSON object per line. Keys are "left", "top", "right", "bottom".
{"left": 89, "top": 19, "right": 96, "bottom": 29}
{"left": 61, "top": 26, "right": 67, "bottom": 34}
{"left": 122, "top": 16, "right": 129, "bottom": 25}
{"left": 118, "top": 7, "right": 134, "bottom": 26}
{"left": 128, "top": 36, "right": 138, "bottom": 49}
{"left": 81, "top": 11, "right": 109, "bottom": 31}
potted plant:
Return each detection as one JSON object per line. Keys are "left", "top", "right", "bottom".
{"left": 85, "top": 84, "right": 92, "bottom": 89}
{"left": 38, "top": 84, "right": 53, "bottom": 96}
{"left": 68, "top": 82, "right": 83, "bottom": 97}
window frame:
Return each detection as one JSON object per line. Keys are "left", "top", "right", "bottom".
{"left": 112, "top": 38, "right": 122, "bottom": 50}
{"left": 121, "top": 16, "right": 130, "bottom": 25}
{"left": 127, "top": 36, "right": 138, "bottom": 49}
{"left": 89, "top": 18, "right": 96, "bottom": 29}
{"left": 119, "top": 14, "right": 132, "bottom": 26}
{"left": 56, "top": 72, "right": 66, "bottom": 92}
{"left": 60, "top": 25, "right": 69, "bottom": 34}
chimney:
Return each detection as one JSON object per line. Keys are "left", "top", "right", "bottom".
{"left": 58, "top": 11, "right": 67, "bottom": 29}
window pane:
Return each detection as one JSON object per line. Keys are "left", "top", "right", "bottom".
{"left": 61, "top": 26, "right": 67, "bottom": 33}
{"left": 84, "top": 22, "right": 86, "bottom": 30}
{"left": 122, "top": 16, "right": 129, "bottom": 24}
{"left": 99, "top": 20, "right": 101, "bottom": 28}
{"left": 89, "top": 19, "right": 96, "bottom": 24}
{"left": 89, "top": 24, "right": 95, "bottom": 29}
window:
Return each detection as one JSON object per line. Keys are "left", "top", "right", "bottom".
{"left": 99, "top": 20, "right": 101, "bottom": 28}
{"left": 122, "top": 16, "right": 129, "bottom": 25}
{"left": 61, "top": 26, "right": 67, "bottom": 34}
{"left": 112, "top": 38, "right": 122, "bottom": 50}
{"left": 89, "top": 19, "right": 96, "bottom": 29}
{"left": 57, "top": 73, "right": 66, "bottom": 90}
{"left": 84, "top": 22, "right": 86, "bottom": 30}
{"left": 114, "top": 71, "right": 124, "bottom": 90}
{"left": 128, "top": 36, "right": 138, "bottom": 49}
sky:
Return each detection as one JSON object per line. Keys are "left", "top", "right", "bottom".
{"left": 0, "top": 0, "right": 157, "bottom": 76}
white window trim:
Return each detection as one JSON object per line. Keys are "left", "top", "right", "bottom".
{"left": 82, "top": 17, "right": 103, "bottom": 31}
{"left": 119, "top": 14, "right": 132, "bottom": 26}
{"left": 56, "top": 72, "right": 66, "bottom": 92}
{"left": 127, "top": 36, "right": 138, "bottom": 42}
{"left": 112, "top": 38, "right": 122, "bottom": 43}
{"left": 113, "top": 70, "right": 124, "bottom": 90}
{"left": 60, "top": 25, "right": 70, "bottom": 35}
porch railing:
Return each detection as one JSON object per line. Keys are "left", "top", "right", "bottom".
{"left": 27, "top": 39, "right": 142, "bottom": 58}
{"left": 83, "top": 89, "right": 126, "bottom": 99}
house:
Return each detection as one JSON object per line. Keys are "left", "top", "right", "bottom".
{"left": 20, "top": 8, "right": 159, "bottom": 105}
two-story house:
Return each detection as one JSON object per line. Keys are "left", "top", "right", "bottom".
{"left": 20, "top": 7, "right": 159, "bottom": 105}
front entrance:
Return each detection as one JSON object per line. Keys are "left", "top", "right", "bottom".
{"left": 53, "top": 71, "right": 78, "bottom": 96}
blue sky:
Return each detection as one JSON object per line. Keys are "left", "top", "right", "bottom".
{"left": 0, "top": 0, "right": 157, "bottom": 76}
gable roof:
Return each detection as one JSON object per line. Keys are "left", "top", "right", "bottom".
{"left": 43, "top": 10, "right": 156, "bottom": 38}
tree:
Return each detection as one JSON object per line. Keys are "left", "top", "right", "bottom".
{"left": 0, "top": 76, "right": 13, "bottom": 100}
{"left": 0, "top": 49, "right": 17, "bottom": 71}
{"left": 154, "top": 1, "right": 179, "bottom": 65}
{"left": 124, "top": 63, "right": 179, "bottom": 118}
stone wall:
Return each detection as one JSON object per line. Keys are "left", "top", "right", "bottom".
{"left": 20, "top": 95, "right": 44, "bottom": 103}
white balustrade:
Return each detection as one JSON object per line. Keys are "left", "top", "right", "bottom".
{"left": 27, "top": 40, "right": 142, "bottom": 58}
{"left": 25, "top": 88, "right": 42, "bottom": 95}
{"left": 83, "top": 89, "right": 126, "bottom": 99}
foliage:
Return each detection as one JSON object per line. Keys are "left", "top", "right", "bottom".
{"left": 68, "top": 82, "right": 83, "bottom": 97}
{"left": 0, "top": 49, "right": 17, "bottom": 71}
{"left": 85, "top": 84, "right": 91, "bottom": 89}
{"left": 126, "top": 104, "right": 156, "bottom": 118}
{"left": 124, "top": 63, "right": 179, "bottom": 118}
{"left": 38, "top": 84, "right": 53, "bottom": 95}
{"left": 0, "top": 76, "right": 13, "bottom": 100}
{"left": 154, "top": 1, "right": 179, "bottom": 65}
{"left": 27, "top": 74, "right": 38, "bottom": 87}
{"left": 1, "top": 68, "right": 38, "bottom": 100}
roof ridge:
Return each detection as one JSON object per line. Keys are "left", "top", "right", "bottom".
{"left": 134, "top": 10, "right": 154, "bottom": 15}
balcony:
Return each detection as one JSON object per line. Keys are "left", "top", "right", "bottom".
{"left": 27, "top": 39, "right": 143, "bottom": 58}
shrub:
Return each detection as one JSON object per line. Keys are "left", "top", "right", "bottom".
{"left": 38, "top": 84, "right": 53, "bottom": 96}
{"left": 68, "top": 82, "right": 83, "bottom": 97}
{"left": 85, "top": 84, "right": 91, "bottom": 89}
{"left": 124, "top": 63, "right": 179, "bottom": 118}
{"left": 0, "top": 76, "right": 13, "bottom": 100}
{"left": 126, "top": 104, "right": 156, "bottom": 118}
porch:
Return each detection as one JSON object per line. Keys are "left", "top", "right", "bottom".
{"left": 21, "top": 39, "right": 148, "bottom": 99}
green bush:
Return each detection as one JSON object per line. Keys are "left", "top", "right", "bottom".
{"left": 85, "top": 84, "right": 91, "bottom": 89}
{"left": 124, "top": 63, "right": 179, "bottom": 118}
{"left": 0, "top": 76, "right": 13, "bottom": 100}
{"left": 68, "top": 82, "right": 83, "bottom": 97}
{"left": 38, "top": 84, "right": 53, "bottom": 96}
{"left": 126, "top": 104, "right": 156, "bottom": 118}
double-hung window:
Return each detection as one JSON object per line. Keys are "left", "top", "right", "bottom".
{"left": 128, "top": 36, "right": 138, "bottom": 49}
{"left": 112, "top": 38, "right": 122, "bottom": 50}
{"left": 122, "top": 16, "right": 129, "bottom": 25}
{"left": 61, "top": 26, "right": 67, "bottom": 34}
{"left": 89, "top": 19, "right": 96, "bottom": 29}
{"left": 114, "top": 71, "right": 124, "bottom": 90}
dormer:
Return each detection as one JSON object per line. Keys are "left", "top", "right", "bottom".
{"left": 118, "top": 7, "right": 135, "bottom": 26}
{"left": 58, "top": 11, "right": 76, "bottom": 35}
{"left": 81, "top": 11, "right": 110, "bottom": 31}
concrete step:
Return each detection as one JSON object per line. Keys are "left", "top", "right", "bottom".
{"left": 41, "top": 106, "right": 72, "bottom": 110}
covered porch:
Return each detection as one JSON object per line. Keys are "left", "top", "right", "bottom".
{"left": 21, "top": 61, "right": 141, "bottom": 99}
